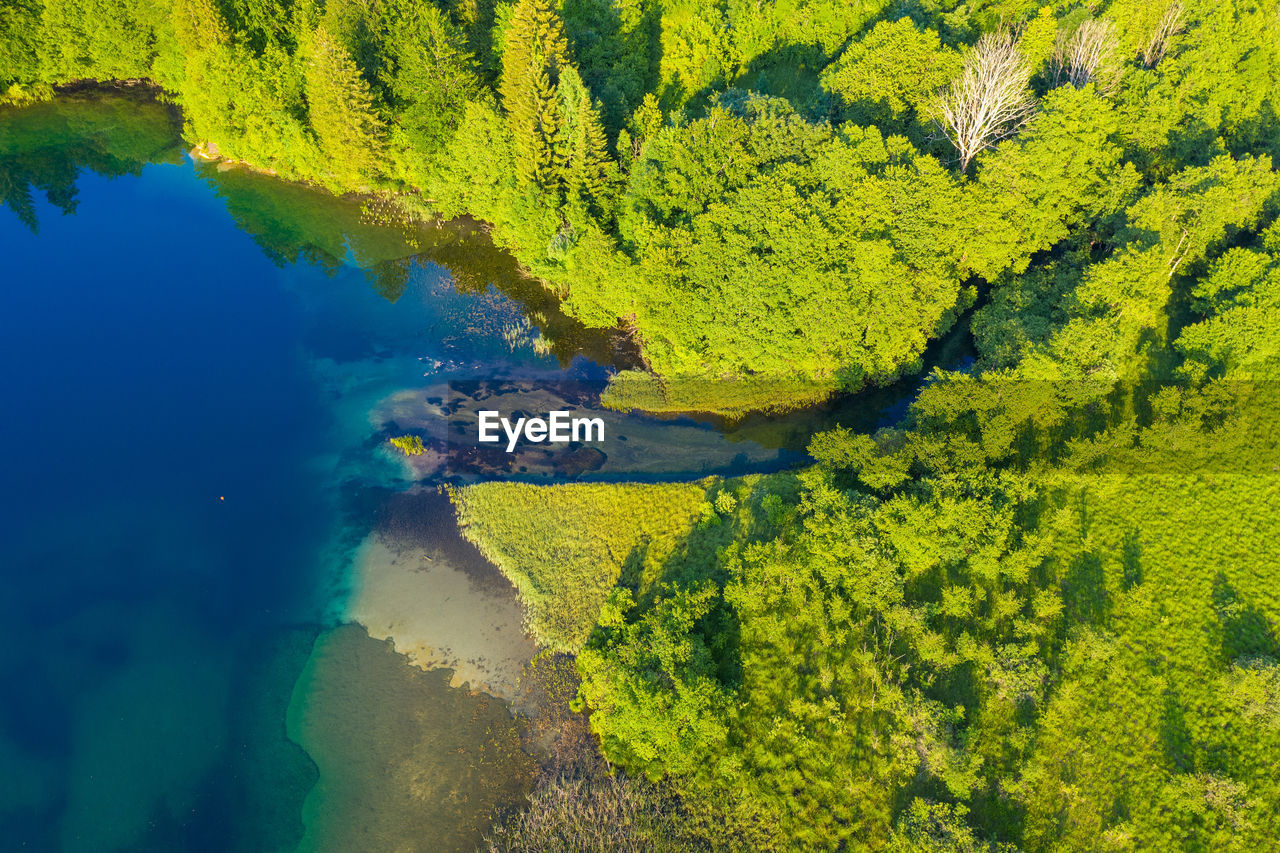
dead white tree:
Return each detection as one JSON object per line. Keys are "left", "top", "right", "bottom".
{"left": 935, "top": 32, "right": 1038, "bottom": 172}
{"left": 1052, "top": 19, "right": 1121, "bottom": 93}
{"left": 1143, "top": 2, "right": 1185, "bottom": 68}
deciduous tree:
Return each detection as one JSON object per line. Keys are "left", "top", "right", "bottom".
{"left": 936, "top": 31, "right": 1037, "bottom": 172}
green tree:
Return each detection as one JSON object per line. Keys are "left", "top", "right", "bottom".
{"left": 500, "top": 0, "right": 570, "bottom": 189}
{"left": 820, "top": 18, "right": 961, "bottom": 139}
{"left": 557, "top": 66, "right": 614, "bottom": 204}
{"left": 0, "top": 0, "right": 42, "bottom": 92}
{"left": 1177, "top": 222, "right": 1280, "bottom": 380}
{"left": 562, "top": 0, "right": 657, "bottom": 134}
{"left": 890, "top": 800, "right": 986, "bottom": 853}
{"left": 304, "top": 24, "right": 385, "bottom": 186}
{"left": 173, "top": 0, "right": 231, "bottom": 52}
{"left": 373, "top": 0, "right": 481, "bottom": 174}
{"left": 36, "top": 0, "right": 161, "bottom": 82}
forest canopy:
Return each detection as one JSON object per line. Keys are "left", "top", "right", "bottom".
{"left": 6, "top": 0, "right": 1276, "bottom": 413}
{"left": 4, "top": 0, "right": 1280, "bottom": 850}
{"left": 457, "top": 167, "right": 1280, "bottom": 851}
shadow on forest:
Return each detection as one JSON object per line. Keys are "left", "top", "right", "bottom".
{"left": 562, "top": 0, "right": 663, "bottom": 136}
{"left": 1160, "top": 687, "right": 1194, "bottom": 773}
{"left": 601, "top": 478, "right": 794, "bottom": 690}
{"left": 676, "top": 41, "right": 832, "bottom": 122}
{"left": 1121, "top": 530, "right": 1143, "bottom": 591}
{"left": 1062, "top": 550, "right": 1112, "bottom": 627}
{"left": 1213, "top": 573, "right": 1280, "bottom": 664}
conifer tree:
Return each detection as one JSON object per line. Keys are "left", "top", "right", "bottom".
{"left": 500, "top": 0, "right": 569, "bottom": 189}
{"left": 557, "top": 66, "right": 613, "bottom": 204}
{"left": 168, "top": 0, "right": 235, "bottom": 150}
{"left": 304, "top": 25, "right": 385, "bottom": 185}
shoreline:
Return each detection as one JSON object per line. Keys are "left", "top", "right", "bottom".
{"left": 344, "top": 530, "right": 538, "bottom": 704}
{"left": 5, "top": 83, "right": 819, "bottom": 420}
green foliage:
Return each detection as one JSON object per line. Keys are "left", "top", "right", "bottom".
{"left": 555, "top": 72, "right": 1280, "bottom": 846}
{"left": 5, "top": 0, "right": 1279, "bottom": 416}
{"left": 976, "top": 154, "right": 1279, "bottom": 380}
{"left": 165, "top": 0, "right": 324, "bottom": 179}
{"left": 429, "top": 98, "right": 520, "bottom": 222}
{"left": 451, "top": 481, "right": 713, "bottom": 650}
{"left": 368, "top": 0, "right": 481, "bottom": 174}
{"left": 9, "top": 1, "right": 1280, "bottom": 847}
{"left": 653, "top": 0, "right": 890, "bottom": 110}
{"left": 1010, "top": 417, "right": 1280, "bottom": 850}
{"left": 556, "top": 65, "right": 615, "bottom": 206}
{"left": 1113, "top": 0, "right": 1280, "bottom": 175}
{"left": 890, "top": 800, "right": 990, "bottom": 853}
{"left": 500, "top": 0, "right": 569, "bottom": 189}
{"left": 303, "top": 25, "right": 385, "bottom": 187}
{"left": 820, "top": 18, "right": 961, "bottom": 140}
{"left": 1177, "top": 226, "right": 1280, "bottom": 379}
{"left": 0, "top": 0, "right": 43, "bottom": 89}
{"left": 608, "top": 94, "right": 991, "bottom": 391}
{"left": 497, "top": 0, "right": 613, "bottom": 205}
{"left": 562, "top": 0, "right": 657, "bottom": 135}
{"left": 388, "top": 434, "right": 425, "bottom": 456}
{"left": 576, "top": 381, "right": 1280, "bottom": 849}
{"left": 973, "top": 84, "right": 1141, "bottom": 271}
{"left": 35, "top": 0, "right": 163, "bottom": 82}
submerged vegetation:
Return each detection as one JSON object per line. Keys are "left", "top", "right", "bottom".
{"left": 389, "top": 434, "right": 426, "bottom": 456}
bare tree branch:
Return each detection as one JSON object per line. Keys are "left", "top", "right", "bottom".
{"left": 1143, "top": 2, "right": 1185, "bottom": 68}
{"left": 1052, "top": 19, "right": 1121, "bottom": 94}
{"left": 935, "top": 31, "right": 1038, "bottom": 172}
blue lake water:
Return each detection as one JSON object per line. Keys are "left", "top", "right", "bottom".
{"left": 0, "top": 95, "right": 965, "bottom": 851}
{"left": 0, "top": 101, "right": 563, "bottom": 850}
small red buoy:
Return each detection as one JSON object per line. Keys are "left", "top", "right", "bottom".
{"left": 219, "top": 496, "right": 225, "bottom": 501}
